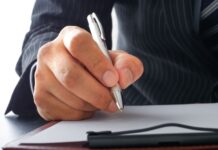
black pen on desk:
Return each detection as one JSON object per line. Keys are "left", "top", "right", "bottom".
{"left": 87, "top": 12, "right": 123, "bottom": 111}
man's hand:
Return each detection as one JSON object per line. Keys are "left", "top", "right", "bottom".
{"left": 34, "top": 26, "right": 144, "bottom": 121}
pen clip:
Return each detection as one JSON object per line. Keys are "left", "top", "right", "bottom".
{"left": 90, "top": 13, "right": 106, "bottom": 41}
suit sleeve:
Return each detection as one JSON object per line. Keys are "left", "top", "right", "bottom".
{"left": 6, "top": 0, "right": 115, "bottom": 116}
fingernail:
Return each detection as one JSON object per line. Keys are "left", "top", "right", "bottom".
{"left": 122, "top": 68, "right": 134, "bottom": 87}
{"left": 103, "top": 70, "right": 117, "bottom": 87}
{"left": 108, "top": 101, "right": 118, "bottom": 112}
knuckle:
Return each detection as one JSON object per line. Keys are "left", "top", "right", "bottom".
{"left": 60, "top": 66, "right": 81, "bottom": 90}
{"left": 33, "top": 72, "right": 45, "bottom": 108}
{"left": 61, "top": 71, "right": 75, "bottom": 89}
{"left": 33, "top": 92, "right": 44, "bottom": 108}
{"left": 33, "top": 83, "right": 47, "bottom": 109}
{"left": 62, "top": 26, "right": 73, "bottom": 32}
{"left": 67, "top": 30, "right": 92, "bottom": 55}
{"left": 34, "top": 68, "right": 44, "bottom": 82}
{"left": 61, "top": 26, "right": 79, "bottom": 34}
{"left": 37, "top": 42, "right": 53, "bottom": 60}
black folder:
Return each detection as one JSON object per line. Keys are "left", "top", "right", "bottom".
{"left": 88, "top": 132, "right": 218, "bottom": 148}
{"left": 87, "top": 123, "right": 218, "bottom": 148}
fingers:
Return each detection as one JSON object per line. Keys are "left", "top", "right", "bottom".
{"left": 110, "top": 51, "right": 144, "bottom": 89}
{"left": 34, "top": 90, "right": 94, "bottom": 121}
{"left": 37, "top": 43, "right": 117, "bottom": 112}
{"left": 59, "top": 26, "right": 143, "bottom": 90}
{"left": 62, "top": 26, "right": 119, "bottom": 87}
{"left": 37, "top": 107, "right": 53, "bottom": 121}
{"left": 36, "top": 64, "right": 97, "bottom": 112}
{"left": 35, "top": 25, "right": 144, "bottom": 121}
{"left": 53, "top": 52, "right": 117, "bottom": 112}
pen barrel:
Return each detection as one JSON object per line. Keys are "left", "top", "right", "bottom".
{"left": 94, "top": 37, "right": 124, "bottom": 110}
{"left": 87, "top": 13, "right": 123, "bottom": 110}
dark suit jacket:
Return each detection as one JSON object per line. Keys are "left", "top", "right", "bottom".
{"left": 6, "top": 0, "right": 218, "bottom": 116}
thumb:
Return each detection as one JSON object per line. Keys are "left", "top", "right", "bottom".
{"left": 110, "top": 50, "right": 144, "bottom": 89}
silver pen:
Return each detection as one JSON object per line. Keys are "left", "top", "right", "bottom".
{"left": 87, "top": 12, "right": 123, "bottom": 111}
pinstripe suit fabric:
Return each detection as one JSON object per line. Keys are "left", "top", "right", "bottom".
{"left": 115, "top": 0, "right": 218, "bottom": 105}
{"left": 6, "top": 0, "right": 218, "bottom": 116}
{"left": 200, "top": 0, "right": 218, "bottom": 51}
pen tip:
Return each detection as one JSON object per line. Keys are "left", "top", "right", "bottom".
{"left": 112, "top": 87, "right": 124, "bottom": 112}
{"left": 116, "top": 100, "right": 124, "bottom": 112}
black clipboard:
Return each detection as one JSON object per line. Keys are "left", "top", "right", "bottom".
{"left": 3, "top": 122, "right": 218, "bottom": 150}
{"left": 88, "top": 132, "right": 218, "bottom": 148}
{"left": 87, "top": 123, "right": 218, "bottom": 148}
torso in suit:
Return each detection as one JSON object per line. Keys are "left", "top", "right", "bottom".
{"left": 6, "top": 0, "right": 218, "bottom": 116}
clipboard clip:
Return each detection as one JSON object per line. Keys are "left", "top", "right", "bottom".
{"left": 87, "top": 123, "right": 218, "bottom": 148}
{"left": 87, "top": 131, "right": 112, "bottom": 136}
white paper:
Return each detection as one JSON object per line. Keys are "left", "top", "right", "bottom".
{"left": 21, "top": 103, "right": 218, "bottom": 144}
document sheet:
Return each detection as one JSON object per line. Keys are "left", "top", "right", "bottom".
{"left": 20, "top": 103, "right": 218, "bottom": 144}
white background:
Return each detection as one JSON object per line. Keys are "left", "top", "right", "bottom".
{"left": 0, "top": 1, "right": 34, "bottom": 114}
